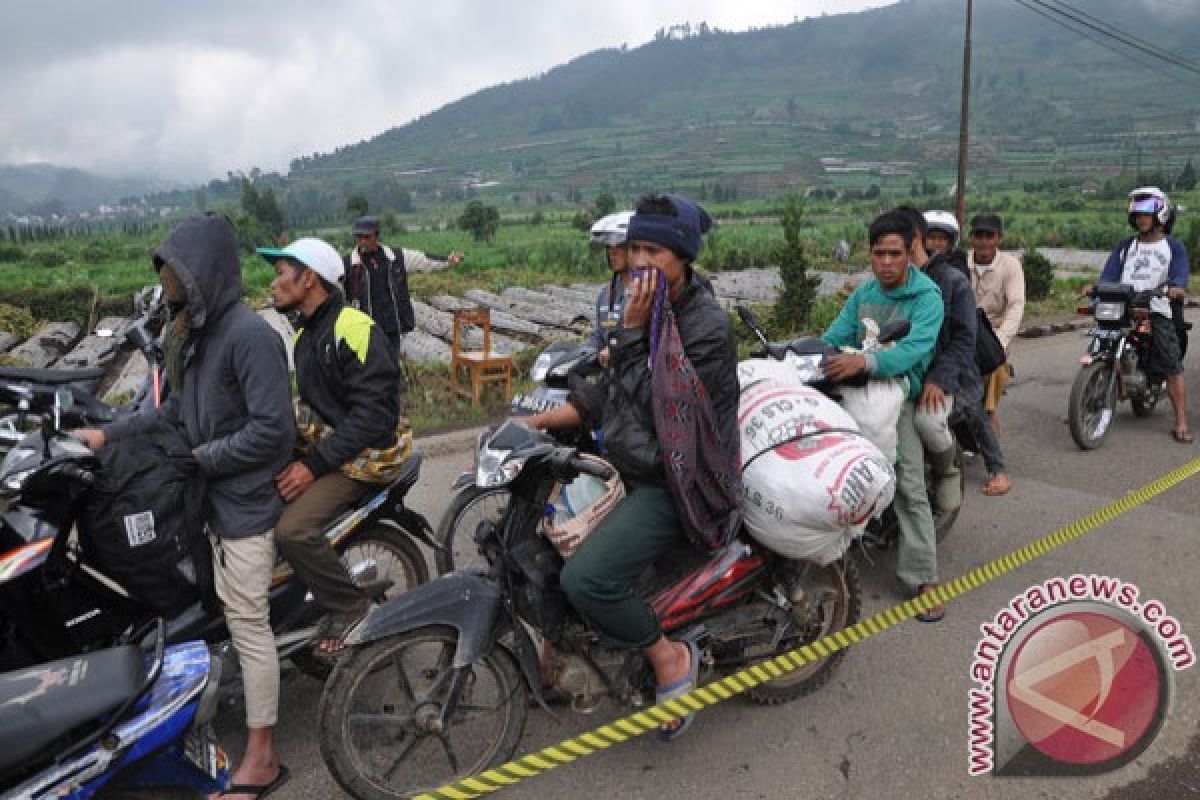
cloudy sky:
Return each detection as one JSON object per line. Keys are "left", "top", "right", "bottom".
{"left": 0, "top": 1, "right": 894, "bottom": 184}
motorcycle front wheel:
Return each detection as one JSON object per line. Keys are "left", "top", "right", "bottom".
{"left": 318, "top": 625, "right": 527, "bottom": 800}
{"left": 1069, "top": 361, "right": 1116, "bottom": 450}
{"left": 745, "top": 558, "right": 862, "bottom": 705}
{"left": 434, "top": 486, "right": 509, "bottom": 575}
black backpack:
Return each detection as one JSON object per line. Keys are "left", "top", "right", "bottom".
{"left": 79, "top": 421, "right": 214, "bottom": 617}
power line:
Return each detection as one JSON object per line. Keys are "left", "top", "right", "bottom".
{"left": 1012, "top": 0, "right": 1172, "bottom": 76}
{"left": 1027, "top": 0, "right": 1200, "bottom": 77}
{"left": 1046, "top": 0, "right": 1200, "bottom": 69}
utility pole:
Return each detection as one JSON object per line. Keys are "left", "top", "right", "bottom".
{"left": 955, "top": 0, "right": 973, "bottom": 227}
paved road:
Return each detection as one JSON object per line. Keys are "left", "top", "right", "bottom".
{"left": 219, "top": 322, "right": 1200, "bottom": 800}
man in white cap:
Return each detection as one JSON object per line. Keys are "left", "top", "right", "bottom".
{"left": 259, "top": 237, "right": 407, "bottom": 659}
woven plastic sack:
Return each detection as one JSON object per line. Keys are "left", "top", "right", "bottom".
{"left": 543, "top": 454, "right": 625, "bottom": 559}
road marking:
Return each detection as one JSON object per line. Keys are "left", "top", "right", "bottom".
{"left": 415, "top": 456, "right": 1200, "bottom": 800}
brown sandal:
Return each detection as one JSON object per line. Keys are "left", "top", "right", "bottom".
{"left": 1171, "top": 429, "right": 1195, "bottom": 444}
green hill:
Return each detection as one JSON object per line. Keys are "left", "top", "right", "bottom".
{"left": 282, "top": 0, "right": 1200, "bottom": 206}
{"left": 0, "top": 164, "right": 175, "bottom": 215}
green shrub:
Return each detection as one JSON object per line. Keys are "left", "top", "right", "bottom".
{"left": 31, "top": 248, "right": 68, "bottom": 268}
{"left": 0, "top": 244, "right": 25, "bottom": 263}
{"left": 0, "top": 304, "right": 39, "bottom": 338}
{"left": 81, "top": 240, "right": 114, "bottom": 265}
{"left": 1022, "top": 248, "right": 1054, "bottom": 301}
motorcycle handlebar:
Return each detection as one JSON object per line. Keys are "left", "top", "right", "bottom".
{"left": 569, "top": 456, "right": 613, "bottom": 480}
{"left": 58, "top": 462, "right": 95, "bottom": 487}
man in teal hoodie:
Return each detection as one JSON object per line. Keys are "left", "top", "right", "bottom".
{"left": 822, "top": 210, "right": 947, "bottom": 621}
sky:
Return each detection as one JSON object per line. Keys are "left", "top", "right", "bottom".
{"left": 0, "top": 1, "right": 895, "bottom": 184}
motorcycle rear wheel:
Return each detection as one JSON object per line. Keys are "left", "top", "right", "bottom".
{"left": 292, "top": 525, "right": 430, "bottom": 682}
{"left": 1131, "top": 380, "right": 1164, "bottom": 418}
{"left": 434, "top": 486, "right": 509, "bottom": 575}
{"left": 318, "top": 625, "right": 527, "bottom": 800}
{"left": 1069, "top": 361, "right": 1115, "bottom": 450}
{"left": 745, "top": 558, "right": 862, "bottom": 705}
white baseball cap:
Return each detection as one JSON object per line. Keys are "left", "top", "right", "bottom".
{"left": 257, "top": 237, "right": 344, "bottom": 285}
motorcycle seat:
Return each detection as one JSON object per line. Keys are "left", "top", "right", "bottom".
{"left": 0, "top": 645, "right": 144, "bottom": 774}
{"left": 0, "top": 366, "right": 107, "bottom": 385}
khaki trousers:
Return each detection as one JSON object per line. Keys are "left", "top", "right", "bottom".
{"left": 211, "top": 530, "right": 279, "bottom": 729}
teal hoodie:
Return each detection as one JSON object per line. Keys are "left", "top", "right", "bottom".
{"left": 821, "top": 266, "right": 943, "bottom": 401}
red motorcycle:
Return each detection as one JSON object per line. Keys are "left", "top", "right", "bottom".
{"left": 316, "top": 420, "right": 860, "bottom": 800}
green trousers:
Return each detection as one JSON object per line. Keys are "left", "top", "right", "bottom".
{"left": 559, "top": 486, "right": 683, "bottom": 650}
{"left": 894, "top": 401, "right": 939, "bottom": 590}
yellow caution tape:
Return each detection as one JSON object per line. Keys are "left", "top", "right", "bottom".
{"left": 416, "top": 456, "right": 1200, "bottom": 800}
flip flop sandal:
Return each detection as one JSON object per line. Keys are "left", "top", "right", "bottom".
{"left": 220, "top": 764, "right": 290, "bottom": 798}
{"left": 915, "top": 584, "right": 946, "bottom": 624}
{"left": 656, "top": 639, "right": 701, "bottom": 742}
{"left": 1172, "top": 429, "right": 1195, "bottom": 444}
{"left": 312, "top": 609, "right": 368, "bottom": 664}
{"left": 982, "top": 475, "right": 1012, "bottom": 496}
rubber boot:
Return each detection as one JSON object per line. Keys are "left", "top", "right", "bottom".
{"left": 928, "top": 446, "right": 962, "bottom": 513}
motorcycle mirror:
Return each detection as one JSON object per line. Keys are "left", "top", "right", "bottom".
{"left": 736, "top": 305, "right": 770, "bottom": 346}
{"left": 877, "top": 319, "right": 911, "bottom": 344}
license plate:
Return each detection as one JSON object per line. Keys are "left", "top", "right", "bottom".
{"left": 184, "top": 726, "right": 228, "bottom": 782}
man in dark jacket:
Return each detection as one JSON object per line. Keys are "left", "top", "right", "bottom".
{"left": 895, "top": 206, "right": 977, "bottom": 515}
{"left": 344, "top": 215, "right": 462, "bottom": 358}
{"left": 526, "top": 194, "right": 738, "bottom": 740}
{"left": 76, "top": 214, "right": 294, "bottom": 798}
{"left": 258, "top": 237, "right": 404, "bottom": 658}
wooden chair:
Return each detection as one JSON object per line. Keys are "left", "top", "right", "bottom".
{"left": 450, "top": 307, "right": 513, "bottom": 407}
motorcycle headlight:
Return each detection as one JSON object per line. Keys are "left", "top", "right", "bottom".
{"left": 1094, "top": 302, "right": 1125, "bottom": 322}
{"left": 475, "top": 446, "right": 522, "bottom": 488}
{"left": 0, "top": 447, "right": 38, "bottom": 492}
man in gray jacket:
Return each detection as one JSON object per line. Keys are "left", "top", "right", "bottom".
{"left": 76, "top": 214, "right": 294, "bottom": 799}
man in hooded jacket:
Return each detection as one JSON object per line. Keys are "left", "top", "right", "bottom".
{"left": 76, "top": 213, "right": 294, "bottom": 798}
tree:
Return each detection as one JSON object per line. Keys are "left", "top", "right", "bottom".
{"left": 1178, "top": 159, "right": 1197, "bottom": 192}
{"left": 594, "top": 192, "right": 617, "bottom": 218}
{"left": 459, "top": 200, "right": 499, "bottom": 242}
{"left": 773, "top": 194, "right": 820, "bottom": 332}
{"left": 346, "top": 193, "right": 369, "bottom": 219}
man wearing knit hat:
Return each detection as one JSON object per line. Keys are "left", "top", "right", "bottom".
{"left": 526, "top": 193, "right": 739, "bottom": 740}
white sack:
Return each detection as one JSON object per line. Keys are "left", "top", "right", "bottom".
{"left": 737, "top": 376, "right": 895, "bottom": 565}
{"left": 836, "top": 379, "right": 906, "bottom": 463}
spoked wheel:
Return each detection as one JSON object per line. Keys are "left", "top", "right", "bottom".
{"left": 1131, "top": 379, "right": 1165, "bottom": 418}
{"left": 745, "top": 558, "right": 862, "bottom": 705}
{"left": 292, "top": 525, "right": 430, "bottom": 681}
{"left": 1069, "top": 361, "right": 1116, "bottom": 450}
{"left": 434, "top": 487, "right": 509, "bottom": 575}
{"left": 318, "top": 626, "right": 527, "bottom": 800}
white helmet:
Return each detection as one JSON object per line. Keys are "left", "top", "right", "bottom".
{"left": 923, "top": 210, "right": 960, "bottom": 248}
{"left": 1127, "top": 186, "right": 1171, "bottom": 228}
{"left": 256, "top": 237, "right": 344, "bottom": 285}
{"left": 589, "top": 211, "right": 633, "bottom": 247}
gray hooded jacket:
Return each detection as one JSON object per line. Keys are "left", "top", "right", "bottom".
{"left": 105, "top": 214, "right": 294, "bottom": 539}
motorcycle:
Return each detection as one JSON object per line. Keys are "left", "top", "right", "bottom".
{"left": 0, "top": 286, "right": 168, "bottom": 453}
{"left": 317, "top": 420, "right": 861, "bottom": 799}
{"left": 0, "top": 620, "right": 229, "bottom": 799}
{"left": 735, "top": 306, "right": 962, "bottom": 546}
{"left": 1069, "top": 283, "right": 1179, "bottom": 450}
{"left": 437, "top": 340, "right": 604, "bottom": 574}
{"left": 0, "top": 389, "right": 436, "bottom": 693}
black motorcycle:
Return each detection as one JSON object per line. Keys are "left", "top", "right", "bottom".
{"left": 0, "top": 390, "right": 436, "bottom": 692}
{"left": 736, "top": 306, "right": 962, "bottom": 545}
{"left": 1069, "top": 283, "right": 1182, "bottom": 450}
{"left": 0, "top": 286, "right": 168, "bottom": 452}
{"left": 318, "top": 421, "right": 860, "bottom": 800}
{"left": 437, "top": 340, "right": 604, "bottom": 574}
